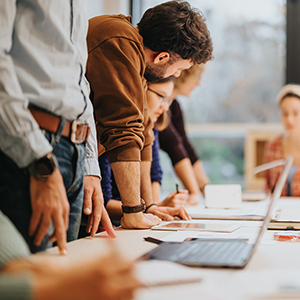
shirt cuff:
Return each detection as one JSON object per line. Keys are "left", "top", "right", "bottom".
{"left": 2, "top": 128, "right": 52, "bottom": 168}
{"left": 84, "top": 157, "right": 101, "bottom": 178}
{"left": 0, "top": 276, "right": 32, "bottom": 300}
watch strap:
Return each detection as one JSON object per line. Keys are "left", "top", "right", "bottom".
{"left": 122, "top": 199, "right": 146, "bottom": 214}
{"left": 27, "top": 153, "right": 58, "bottom": 178}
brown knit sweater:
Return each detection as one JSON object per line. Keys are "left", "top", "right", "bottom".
{"left": 86, "top": 14, "right": 153, "bottom": 163}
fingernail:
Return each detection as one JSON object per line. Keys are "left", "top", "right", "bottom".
{"left": 61, "top": 249, "right": 68, "bottom": 256}
{"left": 84, "top": 208, "right": 91, "bottom": 214}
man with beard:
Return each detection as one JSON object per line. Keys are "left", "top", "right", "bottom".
{"left": 86, "top": 1, "right": 213, "bottom": 229}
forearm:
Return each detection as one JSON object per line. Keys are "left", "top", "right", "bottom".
{"left": 106, "top": 200, "right": 123, "bottom": 220}
{"left": 140, "top": 161, "right": 153, "bottom": 206}
{"left": 33, "top": 270, "right": 77, "bottom": 300}
{"left": 151, "top": 182, "right": 161, "bottom": 204}
{"left": 111, "top": 161, "right": 140, "bottom": 206}
{"left": 4, "top": 259, "right": 77, "bottom": 300}
{"left": 174, "top": 158, "right": 201, "bottom": 195}
{"left": 192, "top": 160, "right": 210, "bottom": 190}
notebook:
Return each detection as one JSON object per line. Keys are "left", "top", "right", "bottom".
{"left": 141, "top": 156, "right": 293, "bottom": 268}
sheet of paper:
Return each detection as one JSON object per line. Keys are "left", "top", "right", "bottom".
{"left": 276, "top": 207, "right": 300, "bottom": 222}
{"left": 186, "top": 200, "right": 271, "bottom": 220}
{"left": 135, "top": 260, "right": 203, "bottom": 287}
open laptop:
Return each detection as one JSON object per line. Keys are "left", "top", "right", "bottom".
{"left": 142, "top": 156, "right": 293, "bottom": 269}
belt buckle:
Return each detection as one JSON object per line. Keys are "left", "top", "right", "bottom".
{"left": 70, "top": 120, "right": 89, "bottom": 144}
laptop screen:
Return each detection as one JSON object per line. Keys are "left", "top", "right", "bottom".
{"left": 252, "top": 155, "right": 294, "bottom": 252}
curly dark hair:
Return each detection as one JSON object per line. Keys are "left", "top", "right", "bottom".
{"left": 137, "top": 1, "right": 213, "bottom": 64}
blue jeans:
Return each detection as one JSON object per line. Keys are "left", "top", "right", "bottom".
{"left": 0, "top": 130, "right": 85, "bottom": 253}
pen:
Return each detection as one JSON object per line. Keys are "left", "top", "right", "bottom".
{"left": 176, "top": 183, "right": 179, "bottom": 194}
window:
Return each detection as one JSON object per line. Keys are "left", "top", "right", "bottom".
{"left": 132, "top": 0, "right": 288, "bottom": 191}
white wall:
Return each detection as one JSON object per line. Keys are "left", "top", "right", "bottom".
{"left": 87, "top": 0, "right": 130, "bottom": 19}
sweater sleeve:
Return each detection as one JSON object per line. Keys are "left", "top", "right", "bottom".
{"left": 159, "top": 120, "right": 189, "bottom": 166}
{"left": 0, "top": 276, "right": 32, "bottom": 300}
{"left": 141, "top": 107, "right": 154, "bottom": 162}
{"left": 0, "top": 211, "right": 31, "bottom": 269}
{"left": 0, "top": 210, "right": 33, "bottom": 300}
{"left": 98, "top": 153, "right": 113, "bottom": 206}
{"left": 151, "top": 129, "right": 163, "bottom": 184}
{"left": 86, "top": 37, "right": 146, "bottom": 163}
{"left": 170, "top": 100, "right": 199, "bottom": 164}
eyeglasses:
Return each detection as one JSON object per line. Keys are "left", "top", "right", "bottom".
{"left": 147, "top": 87, "right": 173, "bottom": 107}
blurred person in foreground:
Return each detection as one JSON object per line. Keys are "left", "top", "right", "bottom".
{"left": 0, "top": 210, "right": 140, "bottom": 300}
{"left": 86, "top": 1, "right": 213, "bottom": 229}
{"left": 263, "top": 84, "right": 300, "bottom": 197}
{"left": 159, "top": 64, "right": 210, "bottom": 205}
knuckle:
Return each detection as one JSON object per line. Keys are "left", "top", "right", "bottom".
{"left": 94, "top": 214, "right": 101, "bottom": 221}
{"left": 64, "top": 202, "right": 70, "bottom": 212}
{"left": 56, "top": 227, "right": 66, "bottom": 237}
{"left": 40, "top": 222, "right": 50, "bottom": 231}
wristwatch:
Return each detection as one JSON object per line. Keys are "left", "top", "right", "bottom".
{"left": 122, "top": 199, "right": 146, "bottom": 214}
{"left": 27, "top": 153, "right": 59, "bottom": 178}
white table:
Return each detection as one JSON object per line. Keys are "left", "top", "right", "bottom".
{"left": 39, "top": 198, "right": 300, "bottom": 300}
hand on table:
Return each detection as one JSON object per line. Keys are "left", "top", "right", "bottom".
{"left": 84, "top": 175, "right": 116, "bottom": 238}
{"left": 29, "top": 168, "right": 69, "bottom": 255}
{"left": 121, "top": 212, "right": 161, "bottom": 229}
{"left": 147, "top": 205, "right": 191, "bottom": 221}
{"left": 158, "top": 190, "right": 188, "bottom": 207}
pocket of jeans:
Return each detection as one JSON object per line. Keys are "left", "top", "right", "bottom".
{"left": 52, "top": 137, "right": 76, "bottom": 191}
{"left": 66, "top": 143, "right": 85, "bottom": 193}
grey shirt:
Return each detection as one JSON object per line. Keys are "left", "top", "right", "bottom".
{"left": 0, "top": 0, "right": 100, "bottom": 177}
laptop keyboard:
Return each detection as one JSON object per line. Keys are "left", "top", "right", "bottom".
{"left": 149, "top": 240, "right": 253, "bottom": 267}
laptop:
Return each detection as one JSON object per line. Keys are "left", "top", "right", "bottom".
{"left": 141, "top": 156, "right": 293, "bottom": 269}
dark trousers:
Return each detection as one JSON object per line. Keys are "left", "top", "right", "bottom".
{"left": 0, "top": 130, "right": 85, "bottom": 253}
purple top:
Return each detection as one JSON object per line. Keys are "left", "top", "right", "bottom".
{"left": 159, "top": 99, "right": 199, "bottom": 166}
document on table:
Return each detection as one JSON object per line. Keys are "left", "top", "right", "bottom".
{"left": 160, "top": 227, "right": 264, "bottom": 244}
{"left": 189, "top": 207, "right": 267, "bottom": 220}
{"left": 187, "top": 200, "right": 271, "bottom": 221}
{"left": 135, "top": 260, "right": 203, "bottom": 287}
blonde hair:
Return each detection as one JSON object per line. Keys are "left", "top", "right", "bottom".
{"left": 175, "top": 64, "right": 205, "bottom": 88}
